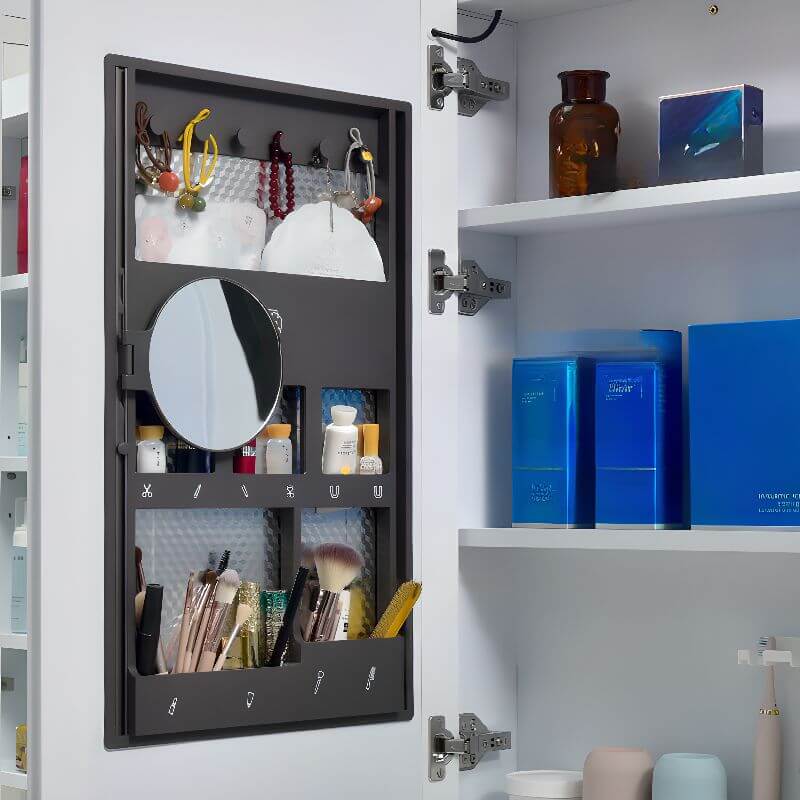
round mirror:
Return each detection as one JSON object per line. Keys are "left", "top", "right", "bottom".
{"left": 149, "top": 278, "right": 282, "bottom": 452}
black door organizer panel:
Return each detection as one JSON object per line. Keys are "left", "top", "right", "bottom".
{"left": 104, "top": 55, "right": 412, "bottom": 748}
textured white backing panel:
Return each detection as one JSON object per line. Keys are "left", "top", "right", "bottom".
{"left": 516, "top": 0, "right": 800, "bottom": 200}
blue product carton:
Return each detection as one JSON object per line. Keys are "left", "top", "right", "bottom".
{"left": 512, "top": 358, "right": 594, "bottom": 528}
{"left": 659, "top": 84, "right": 763, "bottom": 185}
{"left": 690, "top": 319, "right": 800, "bottom": 528}
{"left": 595, "top": 360, "right": 682, "bottom": 528}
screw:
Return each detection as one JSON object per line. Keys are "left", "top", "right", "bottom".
{"left": 436, "top": 767, "right": 445, "bottom": 779}
{"left": 435, "top": 97, "right": 444, "bottom": 108}
{"left": 708, "top": 3, "right": 719, "bottom": 14}
{"left": 436, "top": 301, "right": 443, "bottom": 311}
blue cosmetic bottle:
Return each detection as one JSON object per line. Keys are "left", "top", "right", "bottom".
{"left": 512, "top": 358, "right": 594, "bottom": 528}
{"left": 595, "top": 360, "right": 682, "bottom": 529}
{"left": 690, "top": 319, "right": 800, "bottom": 528}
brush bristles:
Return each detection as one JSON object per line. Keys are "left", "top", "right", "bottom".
{"left": 314, "top": 543, "right": 363, "bottom": 593}
{"left": 215, "top": 569, "right": 241, "bottom": 605}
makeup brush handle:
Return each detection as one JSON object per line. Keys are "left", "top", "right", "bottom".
{"left": 213, "top": 623, "right": 243, "bottom": 671}
{"left": 196, "top": 650, "right": 217, "bottom": 673}
{"left": 309, "top": 591, "right": 339, "bottom": 642}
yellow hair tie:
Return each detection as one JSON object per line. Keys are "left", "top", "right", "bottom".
{"left": 177, "top": 108, "right": 218, "bottom": 211}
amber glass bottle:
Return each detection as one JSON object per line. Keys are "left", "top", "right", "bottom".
{"left": 549, "top": 70, "right": 620, "bottom": 198}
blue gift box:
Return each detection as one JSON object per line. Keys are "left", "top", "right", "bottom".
{"left": 512, "top": 358, "right": 594, "bottom": 528}
{"left": 595, "top": 360, "right": 682, "bottom": 528}
{"left": 690, "top": 319, "right": 800, "bottom": 528}
{"left": 659, "top": 84, "right": 763, "bottom": 184}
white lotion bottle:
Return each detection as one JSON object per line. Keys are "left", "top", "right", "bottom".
{"left": 322, "top": 405, "right": 358, "bottom": 475}
{"left": 17, "top": 338, "right": 27, "bottom": 457}
{"left": 264, "top": 423, "right": 293, "bottom": 475}
{"left": 10, "top": 497, "right": 27, "bottom": 634}
{"left": 136, "top": 425, "right": 167, "bottom": 474}
{"left": 359, "top": 423, "right": 383, "bottom": 475}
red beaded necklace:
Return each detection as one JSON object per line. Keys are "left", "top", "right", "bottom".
{"left": 268, "top": 131, "right": 295, "bottom": 220}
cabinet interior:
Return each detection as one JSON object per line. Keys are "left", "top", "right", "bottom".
{"left": 455, "top": 2, "right": 800, "bottom": 799}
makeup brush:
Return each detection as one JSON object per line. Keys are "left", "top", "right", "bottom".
{"left": 217, "top": 549, "right": 231, "bottom": 574}
{"left": 135, "top": 546, "right": 146, "bottom": 594}
{"left": 212, "top": 603, "right": 253, "bottom": 671}
{"left": 183, "top": 571, "right": 217, "bottom": 673}
{"left": 371, "top": 581, "right": 422, "bottom": 638}
{"left": 299, "top": 544, "right": 319, "bottom": 638}
{"left": 172, "top": 572, "right": 197, "bottom": 674}
{"left": 134, "top": 590, "right": 146, "bottom": 628}
{"left": 196, "top": 569, "right": 241, "bottom": 672}
{"left": 268, "top": 567, "right": 309, "bottom": 667}
{"left": 307, "top": 543, "right": 363, "bottom": 643}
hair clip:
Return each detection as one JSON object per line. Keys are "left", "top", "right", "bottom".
{"left": 176, "top": 108, "right": 219, "bottom": 212}
{"left": 135, "top": 101, "right": 179, "bottom": 194}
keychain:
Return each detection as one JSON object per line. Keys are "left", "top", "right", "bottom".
{"left": 342, "top": 127, "right": 382, "bottom": 224}
{"left": 176, "top": 108, "right": 219, "bottom": 212}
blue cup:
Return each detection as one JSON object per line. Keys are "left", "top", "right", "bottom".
{"left": 653, "top": 754, "right": 727, "bottom": 800}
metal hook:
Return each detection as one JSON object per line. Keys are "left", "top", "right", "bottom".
{"left": 431, "top": 9, "right": 502, "bottom": 44}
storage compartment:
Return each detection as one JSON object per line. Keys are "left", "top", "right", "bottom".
{"left": 456, "top": 3, "right": 800, "bottom": 799}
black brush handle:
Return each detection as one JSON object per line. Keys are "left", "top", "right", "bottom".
{"left": 268, "top": 567, "right": 309, "bottom": 667}
{"left": 136, "top": 584, "right": 163, "bottom": 676}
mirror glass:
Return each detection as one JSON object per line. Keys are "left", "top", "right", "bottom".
{"left": 149, "top": 278, "right": 282, "bottom": 451}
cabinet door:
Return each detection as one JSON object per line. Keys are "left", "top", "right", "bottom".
{"left": 34, "top": 2, "right": 462, "bottom": 800}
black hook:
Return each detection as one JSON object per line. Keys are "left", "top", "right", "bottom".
{"left": 431, "top": 9, "right": 502, "bottom": 44}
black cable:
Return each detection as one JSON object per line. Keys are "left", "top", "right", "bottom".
{"left": 431, "top": 9, "right": 502, "bottom": 44}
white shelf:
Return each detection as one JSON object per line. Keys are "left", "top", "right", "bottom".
{"left": 0, "top": 761, "right": 26, "bottom": 790}
{"left": 0, "top": 458, "right": 26, "bottom": 474}
{"left": 2, "top": 72, "right": 28, "bottom": 139}
{"left": 459, "top": 172, "right": 800, "bottom": 237}
{"left": 459, "top": 0, "right": 628, "bottom": 22}
{"left": 460, "top": 528, "right": 800, "bottom": 553}
{"left": 0, "top": 634, "right": 26, "bottom": 651}
{"left": 0, "top": 274, "right": 27, "bottom": 296}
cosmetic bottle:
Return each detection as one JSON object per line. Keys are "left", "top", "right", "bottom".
{"left": 136, "top": 425, "right": 167, "bottom": 474}
{"left": 234, "top": 438, "right": 257, "bottom": 474}
{"left": 17, "top": 338, "right": 27, "bottom": 457}
{"left": 322, "top": 405, "right": 358, "bottom": 475}
{"left": 10, "top": 497, "right": 27, "bottom": 634}
{"left": 175, "top": 438, "right": 214, "bottom": 473}
{"left": 264, "top": 424, "right": 293, "bottom": 475}
{"left": 359, "top": 423, "right": 383, "bottom": 475}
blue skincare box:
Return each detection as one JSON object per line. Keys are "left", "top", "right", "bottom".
{"left": 595, "top": 361, "right": 682, "bottom": 528}
{"left": 690, "top": 319, "right": 800, "bottom": 528}
{"left": 659, "top": 84, "right": 763, "bottom": 184}
{"left": 512, "top": 358, "right": 594, "bottom": 528}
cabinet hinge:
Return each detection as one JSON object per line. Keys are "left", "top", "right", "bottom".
{"left": 429, "top": 249, "right": 512, "bottom": 316}
{"left": 118, "top": 330, "right": 151, "bottom": 391}
{"left": 429, "top": 713, "right": 512, "bottom": 782}
{"left": 429, "top": 45, "right": 510, "bottom": 117}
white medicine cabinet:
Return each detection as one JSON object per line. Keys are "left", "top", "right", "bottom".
{"left": 29, "top": 1, "right": 800, "bottom": 799}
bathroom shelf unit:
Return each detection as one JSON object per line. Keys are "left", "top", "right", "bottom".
{"left": 0, "top": 636, "right": 25, "bottom": 652}
{"left": 458, "top": 171, "right": 800, "bottom": 237}
{"left": 459, "top": 528, "right": 800, "bottom": 554}
{"left": 0, "top": 761, "right": 25, "bottom": 791}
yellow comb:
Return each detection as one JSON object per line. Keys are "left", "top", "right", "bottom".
{"left": 370, "top": 582, "right": 422, "bottom": 638}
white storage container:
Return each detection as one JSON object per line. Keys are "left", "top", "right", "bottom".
{"left": 506, "top": 770, "right": 583, "bottom": 800}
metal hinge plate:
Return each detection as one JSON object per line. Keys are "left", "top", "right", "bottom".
{"left": 429, "top": 45, "right": 510, "bottom": 117}
{"left": 429, "top": 713, "right": 512, "bottom": 782}
{"left": 429, "top": 249, "right": 511, "bottom": 316}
